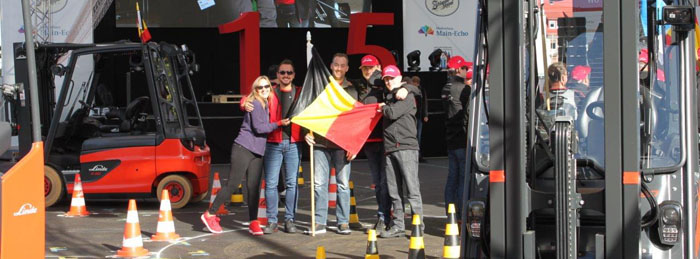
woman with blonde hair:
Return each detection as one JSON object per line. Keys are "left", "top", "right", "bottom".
{"left": 201, "top": 76, "right": 290, "bottom": 235}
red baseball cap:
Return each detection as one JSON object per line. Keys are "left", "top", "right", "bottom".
{"left": 466, "top": 66, "right": 473, "bottom": 79}
{"left": 639, "top": 48, "right": 649, "bottom": 63}
{"left": 656, "top": 68, "right": 665, "bottom": 82}
{"left": 381, "top": 65, "right": 402, "bottom": 78}
{"left": 447, "top": 56, "right": 468, "bottom": 69}
{"left": 571, "top": 65, "right": 591, "bottom": 81}
{"left": 360, "top": 55, "right": 380, "bottom": 67}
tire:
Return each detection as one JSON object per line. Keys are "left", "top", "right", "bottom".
{"left": 156, "top": 175, "right": 193, "bottom": 209}
{"left": 190, "top": 190, "right": 208, "bottom": 203}
{"left": 44, "top": 165, "right": 64, "bottom": 207}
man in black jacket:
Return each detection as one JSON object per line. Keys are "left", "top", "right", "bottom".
{"left": 441, "top": 56, "right": 471, "bottom": 217}
{"left": 377, "top": 65, "right": 422, "bottom": 238}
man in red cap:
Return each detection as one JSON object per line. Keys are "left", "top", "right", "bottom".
{"left": 377, "top": 65, "right": 423, "bottom": 238}
{"left": 567, "top": 65, "right": 591, "bottom": 105}
{"left": 441, "top": 55, "right": 471, "bottom": 218}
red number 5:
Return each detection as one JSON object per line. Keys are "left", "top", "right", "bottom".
{"left": 347, "top": 13, "right": 396, "bottom": 67}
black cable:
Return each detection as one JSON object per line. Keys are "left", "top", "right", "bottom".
{"left": 640, "top": 181, "right": 659, "bottom": 228}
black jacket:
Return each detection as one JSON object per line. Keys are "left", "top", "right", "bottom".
{"left": 382, "top": 84, "right": 419, "bottom": 153}
{"left": 441, "top": 75, "right": 470, "bottom": 150}
{"left": 354, "top": 70, "right": 385, "bottom": 141}
{"left": 313, "top": 79, "right": 359, "bottom": 149}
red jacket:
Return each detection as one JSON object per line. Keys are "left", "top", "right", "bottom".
{"left": 276, "top": 0, "right": 295, "bottom": 4}
{"left": 240, "top": 84, "right": 302, "bottom": 142}
{"left": 267, "top": 84, "right": 302, "bottom": 143}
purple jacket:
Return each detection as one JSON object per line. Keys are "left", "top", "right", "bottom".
{"left": 234, "top": 99, "right": 279, "bottom": 156}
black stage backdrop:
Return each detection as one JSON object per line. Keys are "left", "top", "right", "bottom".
{"left": 95, "top": 1, "right": 451, "bottom": 163}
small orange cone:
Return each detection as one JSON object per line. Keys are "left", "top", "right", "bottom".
{"left": 257, "top": 180, "right": 268, "bottom": 225}
{"left": 328, "top": 168, "right": 337, "bottom": 208}
{"left": 209, "top": 172, "right": 230, "bottom": 215}
{"left": 151, "top": 189, "right": 181, "bottom": 241}
{"left": 116, "top": 199, "right": 149, "bottom": 257}
{"left": 65, "top": 174, "right": 90, "bottom": 217}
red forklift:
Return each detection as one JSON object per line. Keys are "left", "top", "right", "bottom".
{"left": 461, "top": 0, "right": 699, "bottom": 258}
{"left": 4, "top": 41, "right": 210, "bottom": 208}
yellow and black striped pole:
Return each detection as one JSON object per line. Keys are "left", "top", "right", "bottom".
{"left": 365, "top": 229, "right": 379, "bottom": 259}
{"left": 230, "top": 184, "right": 244, "bottom": 206}
{"left": 297, "top": 165, "right": 304, "bottom": 186}
{"left": 443, "top": 203, "right": 460, "bottom": 258}
{"left": 408, "top": 214, "right": 425, "bottom": 259}
{"left": 349, "top": 181, "right": 363, "bottom": 229}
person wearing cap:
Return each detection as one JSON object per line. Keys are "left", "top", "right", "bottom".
{"left": 441, "top": 55, "right": 471, "bottom": 217}
{"left": 567, "top": 65, "right": 591, "bottom": 106}
{"left": 376, "top": 65, "right": 423, "bottom": 238}
{"left": 305, "top": 53, "right": 359, "bottom": 235}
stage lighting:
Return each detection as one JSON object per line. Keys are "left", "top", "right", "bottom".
{"left": 429, "top": 49, "right": 443, "bottom": 72}
{"left": 407, "top": 50, "right": 421, "bottom": 72}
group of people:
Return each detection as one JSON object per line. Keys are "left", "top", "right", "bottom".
{"left": 200, "top": 52, "right": 474, "bottom": 238}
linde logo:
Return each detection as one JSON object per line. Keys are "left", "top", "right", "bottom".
{"left": 89, "top": 165, "right": 108, "bottom": 172}
{"left": 13, "top": 203, "right": 38, "bottom": 216}
{"left": 426, "top": 0, "right": 459, "bottom": 16}
{"left": 362, "top": 58, "right": 374, "bottom": 63}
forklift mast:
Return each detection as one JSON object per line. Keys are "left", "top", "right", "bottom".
{"left": 464, "top": 0, "right": 699, "bottom": 258}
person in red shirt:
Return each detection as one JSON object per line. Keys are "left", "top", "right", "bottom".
{"left": 276, "top": 0, "right": 300, "bottom": 27}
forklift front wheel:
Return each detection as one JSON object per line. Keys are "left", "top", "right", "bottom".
{"left": 44, "top": 166, "right": 64, "bottom": 207}
{"left": 157, "top": 175, "right": 193, "bottom": 209}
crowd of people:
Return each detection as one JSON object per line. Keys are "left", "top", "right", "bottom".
{"left": 200, "top": 53, "right": 474, "bottom": 238}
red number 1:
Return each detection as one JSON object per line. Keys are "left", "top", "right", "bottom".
{"left": 219, "top": 12, "right": 260, "bottom": 96}
{"left": 347, "top": 13, "right": 396, "bottom": 67}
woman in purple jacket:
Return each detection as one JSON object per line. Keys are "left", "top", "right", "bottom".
{"left": 201, "top": 76, "right": 290, "bottom": 235}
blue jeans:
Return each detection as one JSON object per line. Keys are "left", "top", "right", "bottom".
{"left": 445, "top": 148, "right": 467, "bottom": 216}
{"left": 363, "top": 142, "right": 390, "bottom": 223}
{"left": 264, "top": 140, "right": 300, "bottom": 223}
{"left": 313, "top": 147, "right": 351, "bottom": 225}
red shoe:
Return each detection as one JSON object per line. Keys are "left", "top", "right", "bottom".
{"left": 249, "top": 220, "right": 264, "bottom": 236}
{"left": 201, "top": 211, "right": 223, "bottom": 234}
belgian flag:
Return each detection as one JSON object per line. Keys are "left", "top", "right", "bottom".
{"left": 290, "top": 48, "right": 382, "bottom": 155}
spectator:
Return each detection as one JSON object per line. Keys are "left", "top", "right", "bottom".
{"left": 305, "top": 53, "right": 358, "bottom": 235}
{"left": 377, "top": 65, "right": 423, "bottom": 238}
{"left": 441, "top": 56, "right": 471, "bottom": 217}
{"left": 276, "top": 0, "right": 300, "bottom": 27}
{"left": 201, "top": 76, "right": 290, "bottom": 235}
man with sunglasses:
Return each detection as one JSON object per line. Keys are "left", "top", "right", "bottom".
{"left": 243, "top": 59, "right": 302, "bottom": 234}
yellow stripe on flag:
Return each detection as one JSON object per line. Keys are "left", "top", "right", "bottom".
{"left": 291, "top": 76, "right": 357, "bottom": 135}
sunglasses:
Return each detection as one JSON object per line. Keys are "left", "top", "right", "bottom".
{"left": 255, "top": 84, "right": 271, "bottom": 90}
{"left": 278, "top": 70, "right": 294, "bottom": 75}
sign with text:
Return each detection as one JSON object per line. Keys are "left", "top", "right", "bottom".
{"left": 402, "top": 0, "right": 480, "bottom": 71}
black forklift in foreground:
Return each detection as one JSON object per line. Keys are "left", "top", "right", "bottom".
{"left": 3, "top": 41, "right": 211, "bottom": 208}
{"left": 462, "top": 0, "right": 699, "bottom": 258}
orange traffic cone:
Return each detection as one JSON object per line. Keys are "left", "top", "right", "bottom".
{"left": 65, "top": 174, "right": 90, "bottom": 217}
{"left": 116, "top": 199, "right": 149, "bottom": 257}
{"left": 209, "top": 172, "right": 230, "bottom": 215}
{"left": 151, "top": 189, "right": 181, "bottom": 241}
{"left": 328, "top": 168, "right": 337, "bottom": 208}
{"left": 257, "top": 180, "right": 268, "bottom": 225}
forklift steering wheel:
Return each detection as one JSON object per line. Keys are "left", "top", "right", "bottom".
{"left": 586, "top": 101, "right": 604, "bottom": 121}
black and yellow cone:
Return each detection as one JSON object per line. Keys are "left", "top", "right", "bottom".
{"left": 365, "top": 229, "right": 379, "bottom": 259}
{"left": 408, "top": 214, "right": 425, "bottom": 259}
{"left": 297, "top": 165, "right": 304, "bottom": 186}
{"left": 230, "top": 184, "right": 244, "bottom": 206}
{"left": 316, "top": 246, "right": 326, "bottom": 259}
{"left": 443, "top": 203, "right": 460, "bottom": 258}
{"left": 349, "top": 181, "right": 364, "bottom": 229}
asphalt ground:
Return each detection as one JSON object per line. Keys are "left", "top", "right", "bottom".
{"left": 45, "top": 158, "right": 454, "bottom": 258}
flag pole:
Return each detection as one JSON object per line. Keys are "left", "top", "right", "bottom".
{"left": 306, "top": 31, "right": 316, "bottom": 237}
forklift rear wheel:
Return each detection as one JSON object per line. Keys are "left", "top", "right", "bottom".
{"left": 157, "top": 175, "right": 193, "bottom": 209}
{"left": 45, "top": 166, "right": 64, "bottom": 207}
{"left": 190, "top": 190, "right": 208, "bottom": 203}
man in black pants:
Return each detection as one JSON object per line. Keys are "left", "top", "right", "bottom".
{"left": 377, "top": 65, "right": 423, "bottom": 238}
